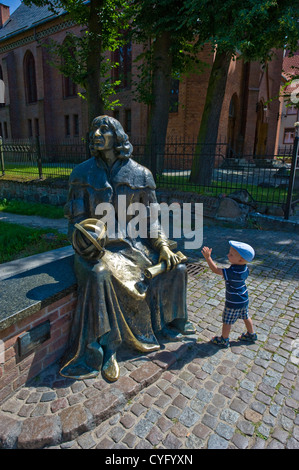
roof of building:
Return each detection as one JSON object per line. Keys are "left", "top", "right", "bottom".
{"left": 0, "top": 2, "right": 65, "bottom": 41}
{"left": 282, "top": 52, "right": 299, "bottom": 79}
{"left": 282, "top": 51, "right": 299, "bottom": 94}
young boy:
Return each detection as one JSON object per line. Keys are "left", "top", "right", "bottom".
{"left": 201, "top": 240, "right": 257, "bottom": 348}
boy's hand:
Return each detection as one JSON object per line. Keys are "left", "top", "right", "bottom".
{"left": 201, "top": 246, "right": 212, "bottom": 260}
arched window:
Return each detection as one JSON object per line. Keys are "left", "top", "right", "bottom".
{"left": 24, "top": 51, "right": 37, "bottom": 104}
{"left": 61, "top": 38, "right": 77, "bottom": 98}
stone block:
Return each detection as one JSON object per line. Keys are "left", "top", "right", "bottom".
{"left": 17, "top": 415, "right": 62, "bottom": 449}
{"left": 0, "top": 413, "right": 22, "bottom": 449}
{"left": 59, "top": 404, "right": 92, "bottom": 441}
{"left": 129, "top": 362, "right": 162, "bottom": 387}
{"left": 216, "top": 197, "right": 242, "bottom": 219}
{"left": 84, "top": 390, "right": 119, "bottom": 426}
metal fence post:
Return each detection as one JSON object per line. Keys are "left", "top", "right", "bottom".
{"left": 36, "top": 135, "right": 43, "bottom": 179}
{"left": 0, "top": 137, "right": 4, "bottom": 176}
{"left": 284, "top": 124, "right": 299, "bottom": 220}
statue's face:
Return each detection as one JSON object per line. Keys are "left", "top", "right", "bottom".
{"left": 92, "top": 120, "right": 115, "bottom": 152}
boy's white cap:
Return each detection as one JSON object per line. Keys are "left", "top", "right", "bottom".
{"left": 229, "top": 240, "right": 255, "bottom": 262}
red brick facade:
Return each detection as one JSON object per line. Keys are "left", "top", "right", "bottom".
{"left": 0, "top": 3, "right": 283, "bottom": 157}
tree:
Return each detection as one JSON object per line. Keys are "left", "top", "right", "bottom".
{"left": 23, "top": 0, "right": 131, "bottom": 126}
{"left": 182, "top": 0, "right": 299, "bottom": 184}
{"left": 131, "top": 0, "right": 203, "bottom": 173}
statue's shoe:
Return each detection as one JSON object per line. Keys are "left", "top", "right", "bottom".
{"left": 102, "top": 352, "right": 120, "bottom": 382}
{"left": 171, "top": 320, "right": 196, "bottom": 335}
{"left": 161, "top": 326, "right": 184, "bottom": 341}
{"left": 135, "top": 342, "right": 160, "bottom": 353}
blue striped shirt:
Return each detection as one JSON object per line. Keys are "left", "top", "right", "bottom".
{"left": 222, "top": 264, "right": 249, "bottom": 309}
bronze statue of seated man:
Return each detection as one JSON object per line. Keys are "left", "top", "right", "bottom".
{"left": 60, "top": 115, "right": 195, "bottom": 382}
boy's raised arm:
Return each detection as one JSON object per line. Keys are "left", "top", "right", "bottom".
{"left": 201, "top": 246, "right": 223, "bottom": 276}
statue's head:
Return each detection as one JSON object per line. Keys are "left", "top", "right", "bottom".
{"left": 89, "top": 115, "right": 133, "bottom": 159}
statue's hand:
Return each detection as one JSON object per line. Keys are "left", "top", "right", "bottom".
{"left": 158, "top": 246, "right": 181, "bottom": 271}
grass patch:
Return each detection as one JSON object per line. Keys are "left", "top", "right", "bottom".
{"left": 156, "top": 175, "right": 288, "bottom": 204}
{"left": 3, "top": 163, "right": 72, "bottom": 179}
{"left": 0, "top": 198, "right": 64, "bottom": 219}
{"left": 0, "top": 221, "right": 70, "bottom": 263}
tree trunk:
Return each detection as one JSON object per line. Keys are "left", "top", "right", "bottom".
{"left": 146, "top": 31, "right": 172, "bottom": 176}
{"left": 86, "top": 0, "right": 105, "bottom": 126}
{"left": 190, "top": 50, "right": 231, "bottom": 185}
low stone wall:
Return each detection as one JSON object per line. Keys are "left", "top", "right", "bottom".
{"left": 0, "top": 179, "right": 68, "bottom": 206}
{"left": 0, "top": 249, "right": 77, "bottom": 405}
{"left": 0, "top": 293, "right": 76, "bottom": 404}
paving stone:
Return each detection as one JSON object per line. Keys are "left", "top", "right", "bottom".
{"left": 237, "top": 420, "right": 255, "bottom": 436}
{"left": 120, "top": 432, "right": 136, "bottom": 448}
{"left": 129, "top": 362, "right": 162, "bottom": 387}
{"left": 59, "top": 405, "right": 92, "bottom": 441}
{"left": 109, "top": 426, "right": 126, "bottom": 443}
{"left": 18, "top": 415, "right": 61, "bottom": 449}
{"left": 134, "top": 419, "right": 154, "bottom": 439}
{"left": 119, "top": 413, "right": 136, "bottom": 429}
{"left": 220, "top": 408, "right": 240, "bottom": 425}
{"left": 215, "top": 422, "right": 234, "bottom": 440}
{"left": 179, "top": 407, "right": 200, "bottom": 428}
{"left": 272, "top": 428, "right": 289, "bottom": 444}
{"left": 231, "top": 433, "right": 249, "bottom": 449}
{"left": 84, "top": 390, "right": 120, "bottom": 425}
{"left": 77, "top": 433, "right": 96, "bottom": 449}
{"left": 0, "top": 414, "right": 22, "bottom": 449}
{"left": 146, "top": 425, "right": 164, "bottom": 446}
{"left": 40, "top": 391, "right": 57, "bottom": 402}
{"left": 208, "top": 434, "right": 229, "bottom": 449}
{"left": 162, "top": 432, "right": 183, "bottom": 449}
{"left": 165, "top": 405, "right": 181, "bottom": 420}
{"left": 244, "top": 409, "right": 262, "bottom": 424}
{"left": 267, "top": 439, "right": 285, "bottom": 449}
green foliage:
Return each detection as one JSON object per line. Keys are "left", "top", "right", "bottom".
{"left": 182, "top": 0, "right": 299, "bottom": 62}
{"left": 131, "top": 0, "right": 206, "bottom": 106}
{"left": 0, "top": 199, "right": 64, "bottom": 218}
{"left": 0, "top": 221, "right": 69, "bottom": 263}
{"left": 23, "top": 0, "right": 132, "bottom": 110}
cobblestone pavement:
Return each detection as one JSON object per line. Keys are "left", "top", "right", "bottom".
{"left": 0, "top": 221, "right": 298, "bottom": 450}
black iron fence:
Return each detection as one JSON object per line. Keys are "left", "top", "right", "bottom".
{"left": 0, "top": 136, "right": 297, "bottom": 217}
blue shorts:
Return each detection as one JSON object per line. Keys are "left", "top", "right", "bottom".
{"left": 222, "top": 306, "right": 249, "bottom": 325}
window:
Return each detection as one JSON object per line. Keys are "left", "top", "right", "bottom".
{"left": 169, "top": 79, "right": 179, "bottom": 113}
{"left": 62, "top": 38, "right": 77, "bottom": 98}
{"left": 113, "top": 110, "right": 120, "bottom": 121}
{"left": 125, "top": 109, "right": 131, "bottom": 134}
{"left": 65, "top": 115, "right": 70, "bottom": 137}
{"left": 63, "top": 75, "right": 77, "bottom": 98}
{"left": 73, "top": 114, "right": 79, "bottom": 136}
{"left": 3, "top": 122, "right": 7, "bottom": 138}
{"left": 112, "top": 41, "right": 132, "bottom": 90}
{"left": 28, "top": 119, "right": 33, "bottom": 138}
{"left": 24, "top": 51, "right": 37, "bottom": 104}
{"left": 283, "top": 128, "right": 295, "bottom": 144}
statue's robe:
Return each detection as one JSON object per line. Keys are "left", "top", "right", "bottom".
{"left": 60, "top": 156, "right": 187, "bottom": 379}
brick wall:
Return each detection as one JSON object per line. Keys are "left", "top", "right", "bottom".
{"left": 0, "top": 292, "right": 77, "bottom": 405}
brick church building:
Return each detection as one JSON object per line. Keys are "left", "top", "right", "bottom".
{"left": 0, "top": 2, "right": 284, "bottom": 157}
